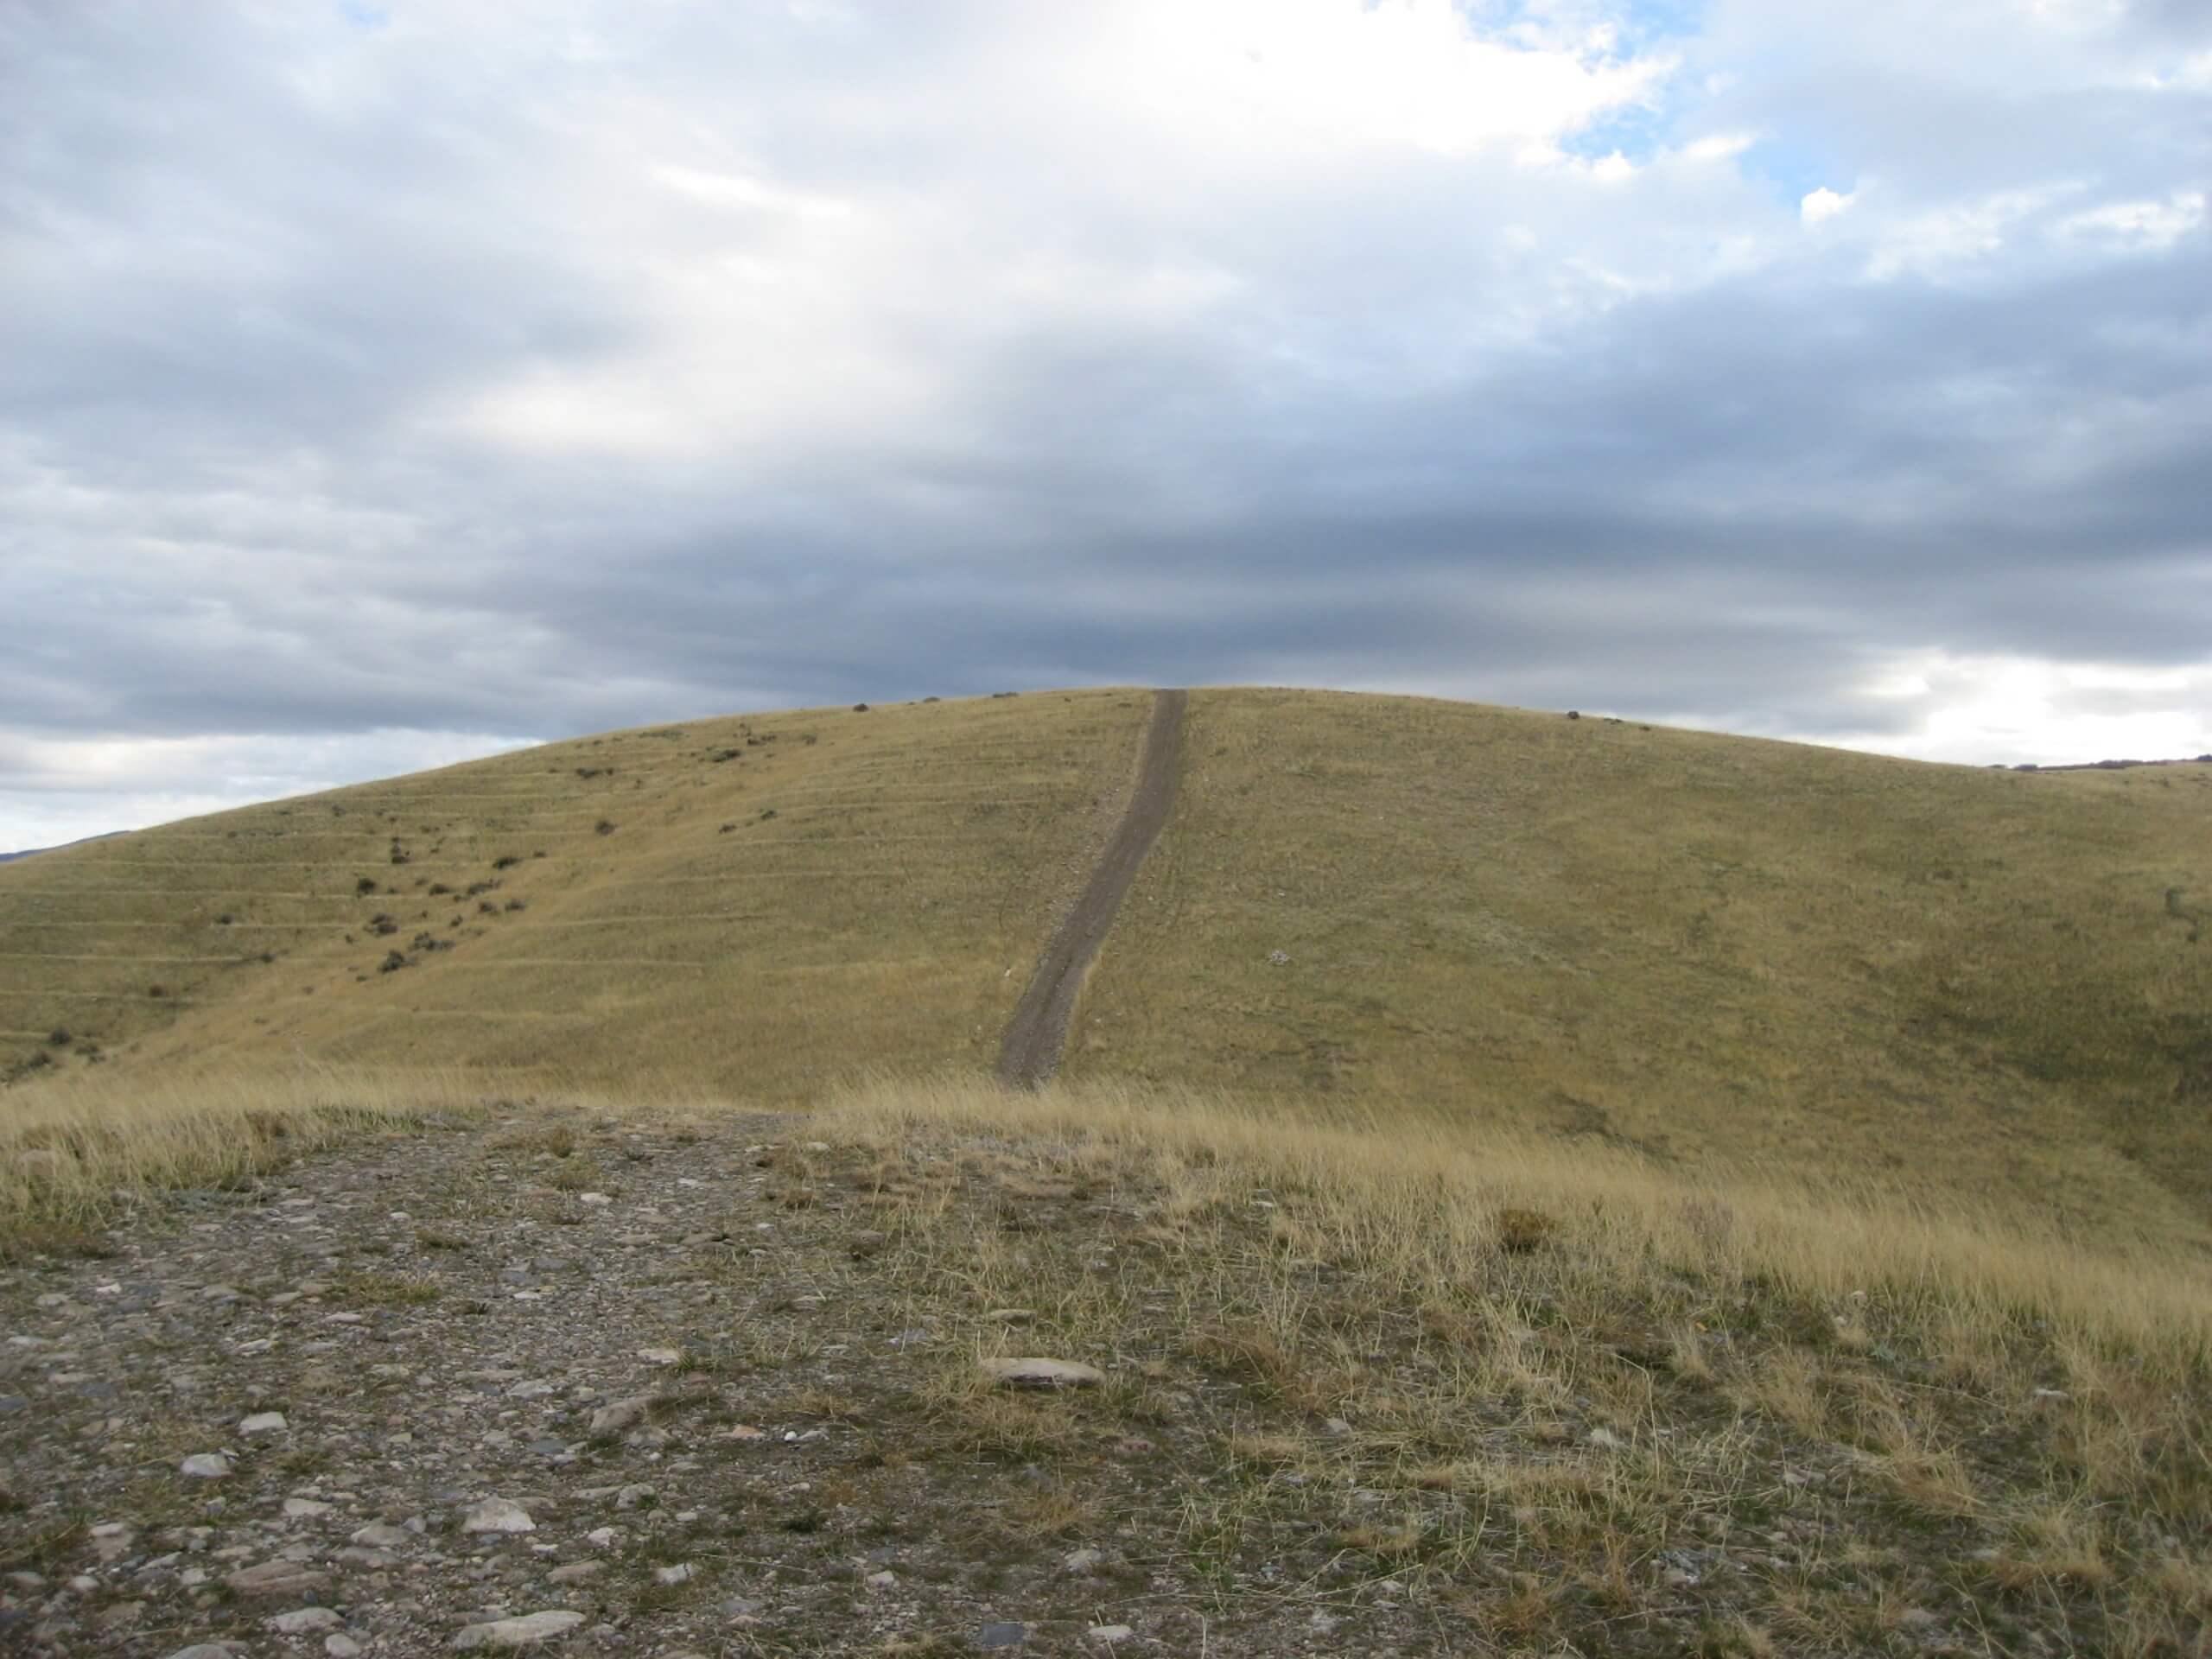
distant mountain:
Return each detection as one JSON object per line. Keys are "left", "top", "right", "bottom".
{"left": 0, "top": 831, "right": 122, "bottom": 863}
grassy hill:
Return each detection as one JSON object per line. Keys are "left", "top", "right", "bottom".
{"left": 3, "top": 686, "right": 2209, "bottom": 1242}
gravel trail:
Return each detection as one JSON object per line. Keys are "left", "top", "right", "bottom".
{"left": 995, "top": 690, "right": 1186, "bottom": 1090}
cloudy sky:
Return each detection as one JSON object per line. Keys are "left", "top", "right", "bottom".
{"left": 4, "top": 0, "right": 2209, "bottom": 849}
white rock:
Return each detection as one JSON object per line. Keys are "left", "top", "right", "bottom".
{"left": 350, "top": 1522, "right": 410, "bottom": 1548}
{"left": 162, "top": 1647, "right": 239, "bottom": 1659}
{"left": 239, "top": 1412, "right": 288, "bottom": 1436}
{"left": 864, "top": 1570, "right": 896, "bottom": 1589}
{"left": 980, "top": 1357, "right": 1104, "bottom": 1389}
{"left": 1587, "top": 1426, "right": 1624, "bottom": 1449}
{"left": 1062, "top": 1548, "right": 1104, "bottom": 1574}
{"left": 327, "top": 1637, "right": 364, "bottom": 1658}
{"left": 576, "top": 1192, "right": 612, "bottom": 1206}
{"left": 585, "top": 1528, "right": 618, "bottom": 1548}
{"left": 450, "top": 1610, "right": 586, "bottom": 1649}
{"left": 179, "top": 1453, "right": 230, "bottom": 1479}
{"left": 283, "top": 1498, "right": 333, "bottom": 1520}
{"left": 1089, "top": 1626, "right": 1136, "bottom": 1644}
{"left": 652, "top": 1562, "right": 694, "bottom": 1586}
{"left": 270, "top": 1607, "right": 340, "bottom": 1634}
{"left": 461, "top": 1497, "right": 536, "bottom": 1535}
{"left": 636, "top": 1348, "right": 681, "bottom": 1365}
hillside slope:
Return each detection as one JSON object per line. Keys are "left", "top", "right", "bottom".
{"left": 0, "top": 690, "right": 1151, "bottom": 1098}
{"left": 5, "top": 686, "right": 2208, "bottom": 1239}
{"left": 1069, "top": 690, "right": 2212, "bottom": 1238}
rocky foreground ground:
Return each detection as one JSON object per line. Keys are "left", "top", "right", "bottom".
{"left": 5, "top": 1105, "right": 2202, "bottom": 1658}
{"left": 1, "top": 1109, "right": 1443, "bottom": 1657}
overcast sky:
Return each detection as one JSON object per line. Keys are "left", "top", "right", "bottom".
{"left": 3, "top": 0, "right": 2209, "bottom": 849}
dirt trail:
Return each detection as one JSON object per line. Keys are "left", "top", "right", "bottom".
{"left": 996, "top": 689, "right": 1186, "bottom": 1089}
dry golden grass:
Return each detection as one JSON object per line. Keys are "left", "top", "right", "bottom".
{"left": 0, "top": 690, "right": 1150, "bottom": 1099}
{"left": 1069, "top": 689, "right": 2212, "bottom": 1242}
{"left": 828, "top": 1074, "right": 2212, "bottom": 1370}
{"left": 823, "top": 1075, "right": 2212, "bottom": 1654}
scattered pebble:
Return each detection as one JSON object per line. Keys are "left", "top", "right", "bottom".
{"left": 449, "top": 1609, "right": 588, "bottom": 1649}
{"left": 270, "top": 1607, "right": 342, "bottom": 1634}
{"left": 461, "top": 1497, "right": 536, "bottom": 1534}
{"left": 980, "top": 1357, "right": 1104, "bottom": 1389}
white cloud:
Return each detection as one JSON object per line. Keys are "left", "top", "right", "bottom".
{"left": 1844, "top": 652, "right": 2212, "bottom": 766}
{"left": 1801, "top": 186, "right": 1856, "bottom": 224}
{"left": 2052, "top": 190, "right": 2207, "bottom": 252}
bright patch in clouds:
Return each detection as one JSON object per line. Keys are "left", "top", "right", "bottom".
{"left": 1801, "top": 186, "right": 1855, "bottom": 224}
{"left": 1847, "top": 655, "right": 2212, "bottom": 766}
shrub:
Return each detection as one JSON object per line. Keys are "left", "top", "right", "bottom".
{"left": 45, "top": 1029, "right": 69, "bottom": 1048}
{"left": 492, "top": 855, "right": 521, "bottom": 870}
{"left": 595, "top": 819, "right": 617, "bottom": 836}
{"left": 378, "top": 950, "right": 410, "bottom": 973}
{"left": 1496, "top": 1207, "right": 1558, "bottom": 1253}
{"left": 355, "top": 875, "right": 378, "bottom": 896}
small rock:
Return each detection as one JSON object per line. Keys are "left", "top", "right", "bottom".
{"left": 652, "top": 1563, "right": 694, "bottom": 1586}
{"left": 161, "top": 1647, "right": 239, "bottom": 1659}
{"left": 226, "top": 1560, "right": 332, "bottom": 1599}
{"left": 980, "top": 1357, "right": 1103, "bottom": 1389}
{"left": 613, "top": 1483, "right": 655, "bottom": 1510}
{"left": 1063, "top": 1548, "right": 1104, "bottom": 1574}
{"left": 283, "top": 1497, "right": 334, "bottom": 1519}
{"left": 327, "top": 1638, "right": 364, "bottom": 1658}
{"left": 984, "top": 1308, "right": 1035, "bottom": 1325}
{"left": 576, "top": 1192, "right": 611, "bottom": 1206}
{"left": 864, "top": 1570, "right": 897, "bottom": 1589}
{"left": 179, "top": 1453, "right": 230, "bottom": 1479}
{"left": 636, "top": 1348, "right": 681, "bottom": 1365}
{"left": 588, "top": 1395, "right": 656, "bottom": 1435}
{"left": 1089, "top": 1627, "right": 1135, "bottom": 1645}
{"left": 1587, "top": 1426, "right": 1624, "bottom": 1449}
{"left": 977, "top": 1624, "right": 1030, "bottom": 1650}
{"left": 239, "top": 1412, "right": 288, "bottom": 1436}
{"left": 449, "top": 1609, "right": 587, "bottom": 1649}
{"left": 270, "top": 1608, "right": 341, "bottom": 1635}
{"left": 461, "top": 1497, "right": 536, "bottom": 1535}
{"left": 350, "top": 1522, "right": 410, "bottom": 1549}
{"left": 547, "top": 1561, "right": 604, "bottom": 1584}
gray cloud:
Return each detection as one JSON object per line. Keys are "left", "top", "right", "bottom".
{"left": 3, "top": 0, "right": 2209, "bottom": 846}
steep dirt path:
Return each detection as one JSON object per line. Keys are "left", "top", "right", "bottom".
{"left": 996, "top": 689, "right": 1186, "bottom": 1088}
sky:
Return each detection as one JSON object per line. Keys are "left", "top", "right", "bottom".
{"left": 3, "top": 0, "right": 2209, "bottom": 850}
